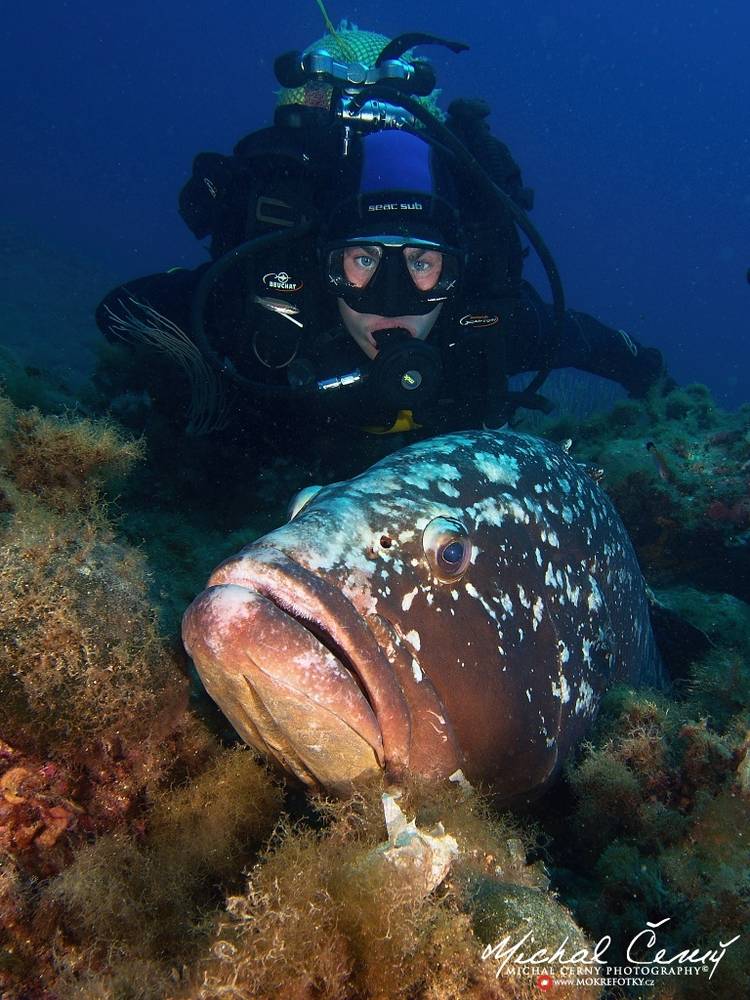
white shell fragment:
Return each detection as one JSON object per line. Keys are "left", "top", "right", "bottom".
{"left": 367, "top": 791, "right": 460, "bottom": 897}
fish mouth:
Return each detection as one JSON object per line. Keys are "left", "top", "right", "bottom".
{"left": 182, "top": 546, "right": 411, "bottom": 792}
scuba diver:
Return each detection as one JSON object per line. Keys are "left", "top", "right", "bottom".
{"left": 96, "top": 23, "right": 668, "bottom": 446}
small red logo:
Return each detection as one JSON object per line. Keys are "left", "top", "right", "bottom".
{"left": 537, "top": 974, "right": 554, "bottom": 992}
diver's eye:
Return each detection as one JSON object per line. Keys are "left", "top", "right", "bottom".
{"left": 342, "top": 245, "right": 382, "bottom": 287}
{"left": 287, "top": 485, "right": 322, "bottom": 521}
{"left": 422, "top": 517, "right": 472, "bottom": 582}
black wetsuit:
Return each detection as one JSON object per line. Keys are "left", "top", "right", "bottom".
{"left": 95, "top": 110, "right": 665, "bottom": 441}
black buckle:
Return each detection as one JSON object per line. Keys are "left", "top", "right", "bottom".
{"left": 255, "top": 196, "right": 298, "bottom": 228}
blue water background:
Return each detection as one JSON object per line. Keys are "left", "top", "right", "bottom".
{"left": 2, "top": 0, "right": 748, "bottom": 405}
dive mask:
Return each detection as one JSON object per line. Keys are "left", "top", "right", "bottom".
{"left": 322, "top": 235, "right": 462, "bottom": 316}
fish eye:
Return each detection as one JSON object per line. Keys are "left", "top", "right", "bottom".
{"left": 441, "top": 540, "right": 465, "bottom": 565}
{"left": 287, "top": 485, "right": 322, "bottom": 521}
{"left": 422, "top": 517, "right": 472, "bottom": 582}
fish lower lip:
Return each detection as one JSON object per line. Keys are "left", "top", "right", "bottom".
{"left": 183, "top": 583, "right": 384, "bottom": 790}
{"left": 239, "top": 640, "right": 383, "bottom": 790}
{"left": 201, "top": 547, "right": 411, "bottom": 776}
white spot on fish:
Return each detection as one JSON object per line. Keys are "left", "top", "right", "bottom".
{"left": 466, "top": 496, "right": 506, "bottom": 528}
{"left": 551, "top": 675, "right": 570, "bottom": 703}
{"left": 524, "top": 497, "right": 544, "bottom": 519}
{"left": 561, "top": 675, "right": 570, "bottom": 702}
{"left": 532, "top": 596, "right": 544, "bottom": 630}
{"left": 575, "top": 679, "right": 595, "bottom": 714}
{"left": 566, "top": 579, "right": 581, "bottom": 605}
{"left": 405, "top": 629, "right": 421, "bottom": 651}
{"left": 587, "top": 577, "right": 603, "bottom": 611}
{"left": 438, "top": 481, "right": 460, "bottom": 497}
{"left": 401, "top": 461, "right": 461, "bottom": 491}
{"left": 474, "top": 451, "right": 520, "bottom": 486}
{"left": 402, "top": 587, "right": 418, "bottom": 612}
{"left": 507, "top": 499, "right": 529, "bottom": 524}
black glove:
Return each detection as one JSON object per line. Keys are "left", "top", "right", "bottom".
{"left": 624, "top": 346, "right": 667, "bottom": 398}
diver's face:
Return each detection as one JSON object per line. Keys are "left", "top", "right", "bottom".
{"left": 336, "top": 243, "right": 445, "bottom": 358}
{"left": 338, "top": 299, "right": 444, "bottom": 360}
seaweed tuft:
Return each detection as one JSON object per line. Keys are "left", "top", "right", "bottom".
{"left": 45, "top": 748, "right": 282, "bottom": 966}
{"left": 0, "top": 395, "right": 143, "bottom": 514}
{"left": 197, "top": 777, "right": 597, "bottom": 1000}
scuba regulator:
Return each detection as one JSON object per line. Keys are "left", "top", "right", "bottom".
{"left": 308, "top": 327, "right": 444, "bottom": 426}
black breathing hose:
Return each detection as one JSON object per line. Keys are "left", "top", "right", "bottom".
{"left": 380, "top": 88, "right": 566, "bottom": 344}
{"left": 190, "top": 221, "right": 318, "bottom": 395}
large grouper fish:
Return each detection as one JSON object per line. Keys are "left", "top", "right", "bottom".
{"left": 182, "top": 430, "right": 665, "bottom": 802}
